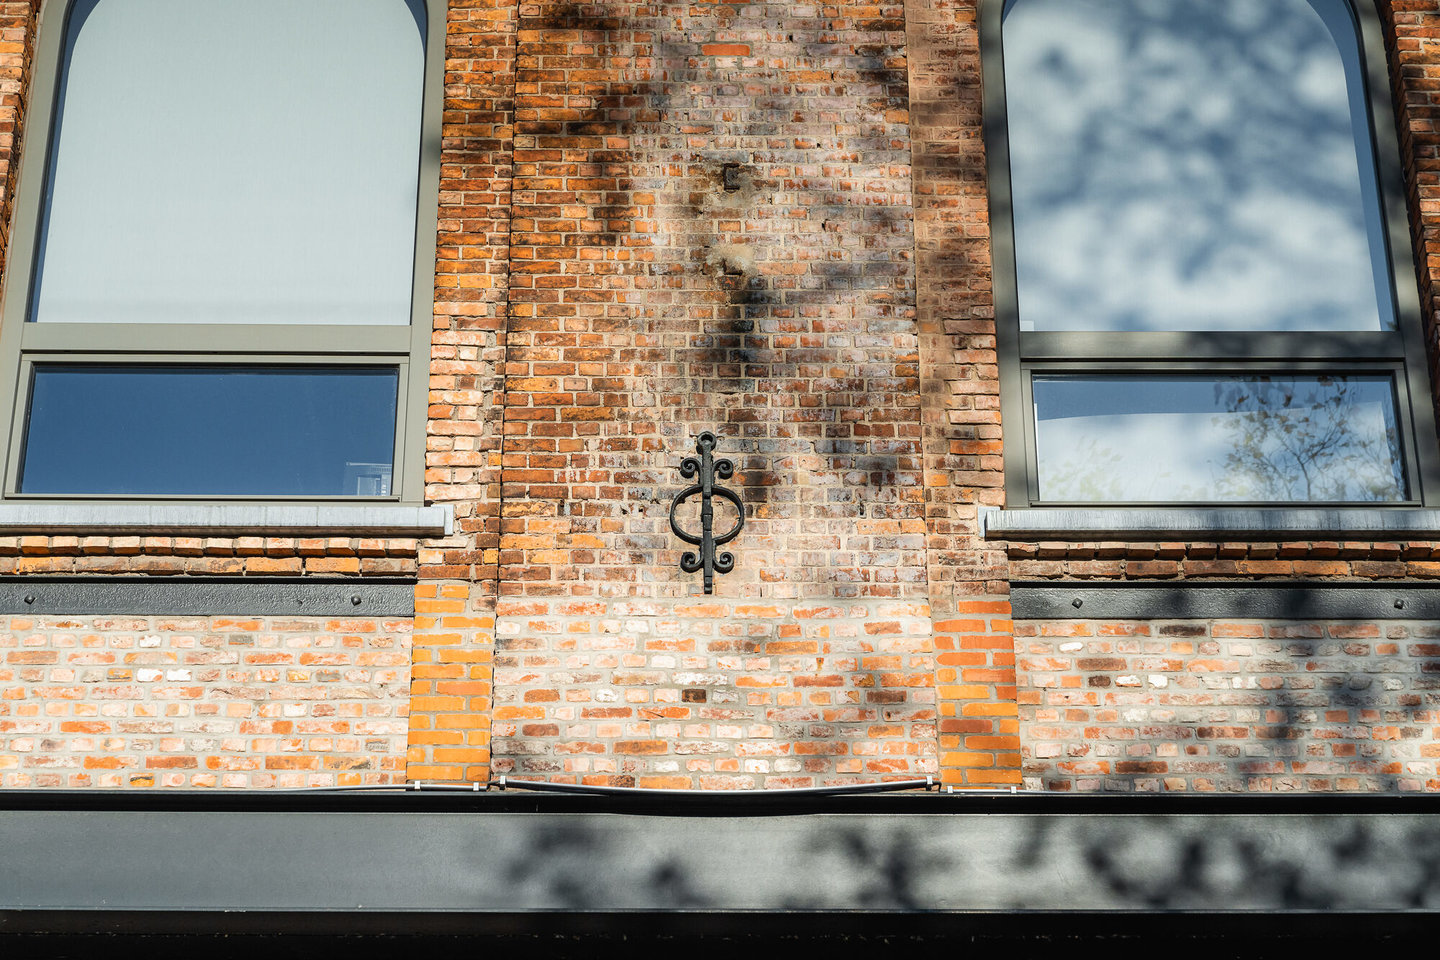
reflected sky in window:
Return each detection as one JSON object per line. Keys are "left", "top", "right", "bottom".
{"left": 1003, "top": 0, "right": 1393, "bottom": 332}
{"left": 20, "top": 366, "right": 399, "bottom": 496}
{"left": 1033, "top": 375, "right": 1405, "bottom": 502}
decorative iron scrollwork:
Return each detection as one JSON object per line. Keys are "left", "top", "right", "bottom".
{"left": 668, "top": 432, "right": 744, "bottom": 594}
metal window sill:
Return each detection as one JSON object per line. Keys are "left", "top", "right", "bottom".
{"left": 0, "top": 503, "right": 453, "bottom": 537}
{"left": 978, "top": 505, "right": 1440, "bottom": 541}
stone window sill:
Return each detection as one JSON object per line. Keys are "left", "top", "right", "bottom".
{"left": 0, "top": 503, "right": 453, "bottom": 537}
{"left": 978, "top": 506, "right": 1440, "bottom": 542}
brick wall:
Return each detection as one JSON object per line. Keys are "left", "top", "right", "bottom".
{"left": 0, "top": 536, "right": 419, "bottom": 578}
{"left": 1006, "top": 540, "right": 1440, "bottom": 582}
{"left": 1390, "top": 0, "right": 1440, "bottom": 421}
{"left": 0, "top": 613, "right": 411, "bottom": 788}
{"left": 1016, "top": 616, "right": 1440, "bottom": 792}
{"left": 7, "top": 0, "right": 1440, "bottom": 795}
{"left": 488, "top": 0, "right": 938, "bottom": 787}
{"left": 504, "top": 0, "right": 921, "bottom": 599}
{"left": 492, "top": 598, "right": 933, "bottom": 786}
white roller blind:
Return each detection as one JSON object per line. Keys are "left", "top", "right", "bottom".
{"left": 32, "top": 0, "right": 426, "bottom": 325}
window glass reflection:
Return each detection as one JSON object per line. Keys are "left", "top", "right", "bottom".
{"left": 20, "top": 366, "right": 399, "bottom": 496}
{"left": 1003, "top": 0, "right": 1393, "bottom": 332}
{"left": 32, "top": 0, "right": 426, "bottom": 325}
{"left": 1033, "top": 375, "right": 1406, "bottom": 502}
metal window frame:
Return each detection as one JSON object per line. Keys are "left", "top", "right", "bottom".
{"left": 0, "top": 0, "right": 448, "bottom": 507}
{"left": 979, "top": 0, "right": 1440, "bottom": 510}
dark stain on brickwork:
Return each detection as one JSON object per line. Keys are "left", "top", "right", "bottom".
{"left": 517, "top": 1, "right": 661, "bottom": 249}
{"left": 530, "top": 1, "right": 598, "bottom": 30}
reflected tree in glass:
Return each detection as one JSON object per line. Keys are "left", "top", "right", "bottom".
{"left": 1210, "top": 377, "right": 1404, "bottom": 501}
{"left": 1033, "top": 375, "right": 1406, "bottom": 502}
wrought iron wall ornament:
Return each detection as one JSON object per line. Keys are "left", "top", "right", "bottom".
{"left": 669, "top": 432, "right": 744, "bottom": 593}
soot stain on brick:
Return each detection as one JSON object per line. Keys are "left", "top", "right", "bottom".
{"left": 530, "top": 0, "right": 596, "bottom": 29}
{"left": 519, "top": 2, "right": 675, "bottom": 249}
{"left": 654, "top": 40, "right": 917, "bottom": 529}
{"left": 678, "top": 160, "right": 778, "bottom": 398}
{"left": 522, "top": 1, "right": 677, "bottom": 134}
{"left": 523, "top": 5, "right": 919, "bottom": 544}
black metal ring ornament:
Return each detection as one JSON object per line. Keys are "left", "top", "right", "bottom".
{"left": 669, "top": 432, "right": 744, "bottom": 594}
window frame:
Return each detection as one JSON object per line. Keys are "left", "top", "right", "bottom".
{"left": 0, "top": 0, "right": 448, "bottom": 506}
{"left": 980, "top": 0, "right": 1440, "bottom": 510}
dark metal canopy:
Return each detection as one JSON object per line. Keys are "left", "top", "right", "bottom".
{"left": 3, "top": 790, "right": 1440, "bottom": 940}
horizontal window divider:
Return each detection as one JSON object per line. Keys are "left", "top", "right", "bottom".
{"left": 0, "top": 503, "right": 452, "bottom": 537}
{"left": 18, "top": 324, "right": 415, "bottom": 356}
{"left": 1018, "top": 331, "right": 1405, "bottom": 362}
{"left": 979, "top": 505, "right": 1440, "bottom": 541}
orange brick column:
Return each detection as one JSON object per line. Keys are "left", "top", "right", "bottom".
{"left": 405, "top": 0, "right": 517, "bottom": 783}
{"left": 407, "top": 582, "right": 493, "bottom": 782}
{"left": 935, "top": 599, "right": 1020, "bottom": 786}
{"left": 905, "top": 0, "right": 1019, "bottom": 787}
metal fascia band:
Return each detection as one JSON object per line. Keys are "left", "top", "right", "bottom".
{"left": 1010, "top": 582, "right": 1440, "bottom": 620}
{"left": 0, "top": 578, "right": 415, "bottom": 617}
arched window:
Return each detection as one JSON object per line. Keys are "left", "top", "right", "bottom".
{"left": 985, "top": 0, "right": 1440, "bottom": 504}
{"left": 0, "top": 0, "right": 443, "bottom": 498}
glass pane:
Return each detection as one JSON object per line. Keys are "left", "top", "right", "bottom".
{"left": 1033, "top": 375, "right": 1406, "bottom": 502}
{"left": 1003, "top": 0, "right": 1394, "bottom": 332}
{"left": 20, "top": 366, "right": 399, "bottom": 496}
{"left": 32, "top": 0, "right": 426, "bottom": 325}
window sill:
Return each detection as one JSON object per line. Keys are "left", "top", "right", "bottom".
{"left": 0, "top": 503, "right": 453, "bottom": 537}
{"left": 978, "top": 505, "right": 1440, "bottom": 542}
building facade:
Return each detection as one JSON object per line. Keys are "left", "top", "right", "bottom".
{"left": 1, "top": 0, "right": 1440, "bottom": 796}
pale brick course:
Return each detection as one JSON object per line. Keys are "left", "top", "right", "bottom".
{"left": 0, "top": 614, "right": 411, "bottom": 788}
{"left": 1017, "top": 617, "right": 1440, "bottom": 792}
{"left": 491, "top": 598, "right": 935, "bottom": 786}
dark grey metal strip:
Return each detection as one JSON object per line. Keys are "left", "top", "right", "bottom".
{"left": 1011, "top": 582, "right": 1440, "bottom": 621}
{"left": 0, "top": 578, "right": 414, "bottom": 617}
{"left": 2, "top": 808, "right": 1439, "bottom": 916}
